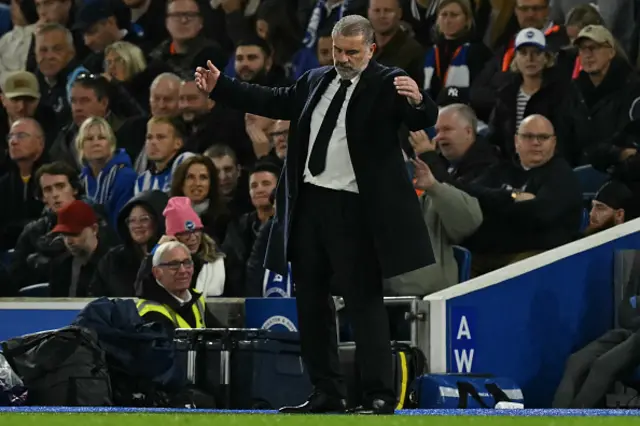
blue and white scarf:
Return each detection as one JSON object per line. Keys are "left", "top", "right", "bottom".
{"left": 303, "top": 0, "right": 350, "bottom": 49}
{"left": 263, "top": 263, "right": 294, "bottom": 297}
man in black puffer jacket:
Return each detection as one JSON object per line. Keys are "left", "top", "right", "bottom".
{"left": 7, "top": 162, "right": 116, "bottom": 295}
{"left": 461, "top": 114, "right": 583, "bottom": 276}
{"left": 556, "top": 26, "right": 640, "bottom": 166}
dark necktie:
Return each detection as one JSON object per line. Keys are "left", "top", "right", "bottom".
{"left": 308, "top": 79, "right": 352, "bottom": 176}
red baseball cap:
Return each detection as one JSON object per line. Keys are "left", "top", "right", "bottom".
{"left": 51, "top": 200, "right": 98, "bottom": 235}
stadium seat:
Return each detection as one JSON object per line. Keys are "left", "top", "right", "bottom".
{"left": 580, "top": 208, "right": 589, "bottom": 233}
{"left": 453, "top": 245, "right": 472, "bottom": 283}
{"left": 0, "top": 249, "right": 14, "bottom": 268}
{"left": 18, "top": 283, "right": 50, "bottom": 297}
{"left": 573, "top": 165, "right": 609, "bottom": 200}
{"left": 622, "top": 366, "right": 640, "bottom": 394}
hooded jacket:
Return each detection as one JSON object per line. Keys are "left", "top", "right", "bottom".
{"left": 90, "top": 190, "right": 169, "bottom": 297}
{"left": 81, "top": 148, "right": 137, "bottom": 229}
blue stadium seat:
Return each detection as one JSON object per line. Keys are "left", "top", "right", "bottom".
{"left": 622, "top": 366, "right": 640, "bottom": 393}
{"left": 580, "top": 208, "right": 590, "bottom": 233}
{"left": 0, "top": 249, "right": 14, "bottom": 268}
{"left": 627, "top": 367, "right": 640, "bottom": 382}
{"left": 18, "top": 283, "right": 50, "bottom": 297}
{"left": 573, "top": 165, "right": 609, "bottom": 200}
{"left": 452, "top": 245, "right": 472, "bottom": 283}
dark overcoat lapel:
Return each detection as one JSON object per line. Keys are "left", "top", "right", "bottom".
{"left": 265, "top": 62, "right": 436, "bottom": 279}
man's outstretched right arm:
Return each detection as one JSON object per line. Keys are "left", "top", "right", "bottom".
{"left": 209, "top": 74, "right": 301, "bottom": 121}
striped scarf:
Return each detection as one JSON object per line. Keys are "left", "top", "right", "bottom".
{"left": 303, "top": 0, "right": 350, "bottom": 49}
{"left": 409, "top": 0, "right": 439, "bottom": 21}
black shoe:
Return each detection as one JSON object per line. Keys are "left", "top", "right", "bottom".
{"left": 349, "top": 399, "right": 395, "bottom": 415}
{"left": 279, "top": 392, "right": 347, "bottom": 414}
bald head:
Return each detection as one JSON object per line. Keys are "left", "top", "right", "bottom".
{"left": 515, "top": 114, "right": 556, "bottom": 169}
{"left": 518, "top": 114, "right": 554, "bottom": 135}
{"left": 150, "top": 73, "right": 182, "bottom": 118}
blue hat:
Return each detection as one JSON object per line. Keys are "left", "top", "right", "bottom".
{"left": 73, "top": 0, "right": 115, "bottom": 33}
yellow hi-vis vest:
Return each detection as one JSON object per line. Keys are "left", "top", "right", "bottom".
{"left": 136, "top": 294, "right": 206, "bottom": 329}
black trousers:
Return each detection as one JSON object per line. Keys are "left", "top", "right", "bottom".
{"left": 289, "top": 183, "right": 394, "bottom": 404}
{"left": 552, "top": 328, "right": 640, "bottom": 408}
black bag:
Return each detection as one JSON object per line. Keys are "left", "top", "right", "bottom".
{"left": 177, "top": 329, "right": 312, "bottom": 409}
{"left": 72, "top": 298, "right": 203, "bottom": 408}
{"left": 0, "top": 353, "right": 27, "bottom": 406}
{"left": 340, "top": 342, "right": 427, "bottom": 409}
{"left": 1, "top": 326, "right": 112, "bottom": 406}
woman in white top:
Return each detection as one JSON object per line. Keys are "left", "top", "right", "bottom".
{"left": 0, "top": 0, "right": 39, "bottom": 84}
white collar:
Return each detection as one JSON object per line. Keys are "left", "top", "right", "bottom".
{"left": 156, "top": 279, "right": 192, "bottom": 304}
{"left": 334, "top": 73, "right": 361, "bottom": 86}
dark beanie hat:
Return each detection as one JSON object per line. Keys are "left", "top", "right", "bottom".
{"left": 19, "top": 0, "right": 39, "bottom": 25}
{"left": 594, "top": 181, "right": 634, "bottom": 211}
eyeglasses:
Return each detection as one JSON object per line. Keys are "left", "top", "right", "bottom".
{"left": 578, "top": 43, "right": 611, "bottom": 54}
{"left": 167, "top": 12, "right": 200, "bottom": 21}
{"left": 125, "top": 215, "right": 152, "bottom": 226}
{"left": 175, "top": 229, "right": 203, "bottom": 239}
{"left": 517, "top": 133, "right": 555, "bottom": 142}
{"left": 7, "top": 132, "right": 31, "bottom": 142}
{"left": 158, "top": 259, "right": 194, "bottom": 271}
{"left": 515, "top": 5, "right": 547, "bottom": 13}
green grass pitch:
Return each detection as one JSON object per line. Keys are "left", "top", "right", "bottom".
{"left": 1, "top": 415, "right": 640, "bottom": 426}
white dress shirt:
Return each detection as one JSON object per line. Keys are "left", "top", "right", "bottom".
{"left": 304, "top": 74, "right": 361, "bottom": 194}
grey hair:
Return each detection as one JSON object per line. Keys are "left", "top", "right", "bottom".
{"left": 332, "top": 15, "right": 375, "bottom": 45}
{"left": 440, "top": 103, "right": 478, "bottom": 138}
{"left": 152, "top": 241, "right": 191, "bottom": 267}
{"left": 151, "top": 72, "right": 182, "bottom": 91}
{"left": 13, "top": 117, "right": 44, "bottom": 139}
{"left": 36, "top": 23, "right": 74, "bottom": 49}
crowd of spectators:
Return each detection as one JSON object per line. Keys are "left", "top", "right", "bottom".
{"left": 0, "top": 0, "right": 640, "bottom": 299}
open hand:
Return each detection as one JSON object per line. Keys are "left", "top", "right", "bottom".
{"left": 195, "top": 60, "right": 221, "bottom": 94}
{"left": 620, "top": 148, "right": 637, "bottom": 161}
{"left": 409, "top": 130, "right": 436, "bottom": 155}
{"left": 157, "top": 235, "right": 177, "bottom": 244}
{"left": 411, "top": 158, "right": 437, "bottom": 190}
{"left": 394, "top": 76, "right": 423, "bottom": 106}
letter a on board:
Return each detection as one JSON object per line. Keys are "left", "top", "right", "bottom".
{"left": 456, "top": 315, "right": 471, "bottom": 340}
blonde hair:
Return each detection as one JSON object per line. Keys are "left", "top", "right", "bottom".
{"left": 198, "top": 233, "right": 224, "bottom": 262}
{"left": 104, "top": 41, "right": 147, "bottom": 81}
{"left": 75, "top": 117, "right": 117, "bottom": 163}
{"left": 510, "top": 49, "right": 556, "bottom": 72}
